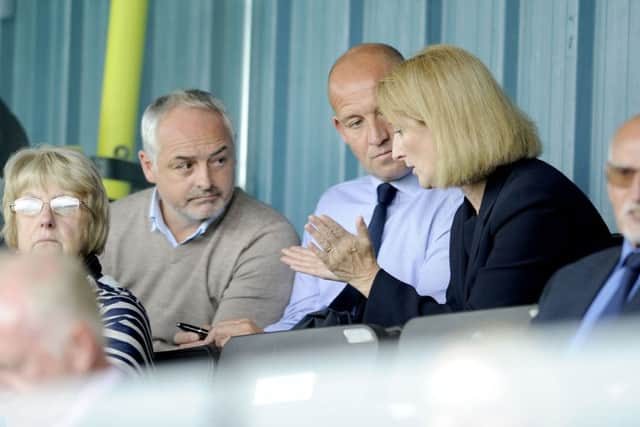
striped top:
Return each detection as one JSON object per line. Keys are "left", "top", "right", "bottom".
{"left": 85, "top": 255, "right": 154, "bottom": 374}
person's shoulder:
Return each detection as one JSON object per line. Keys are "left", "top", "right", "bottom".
{"left": 497, "top": 158, "right": 588, "bottom": 203}
{"left": 228, "top": 189, "right": 296, "bottom": 231}
{"left": 326, "top": 175, "right": 371, "bottom": 193}
{"left": 558, "top": 245, "right": 620, "bottom": 273}
{"left": 539, "top": 245, "right": 620, "bottom": 306}
{"left": 95, "top": 275, "right": 146, "bottom": 309}
{"left": 316, "top": 175, "right": 373, "bottom": 207}
{"left": 110, "top": 188, "right": 153, "bottom": 211}
{"left": 507, "top": 158, "right": 574, "bottom": 188}
{"left": 232, "top": 188, "right": 287, "bottom": 219}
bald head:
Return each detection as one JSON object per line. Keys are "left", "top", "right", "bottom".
{"left": 327, "top": 44, "right": 409, "bottom": 182}
{"left": 328, "top": 43, "right": 403, "bottom": 111}
{"left": 612, "top": 115, "right": 640, "bottom": 150}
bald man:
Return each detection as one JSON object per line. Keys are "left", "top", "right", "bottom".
{"left": 175, "top": 43, "right": 462, "bottom": 347}
{"left": 0, "top": 252, "right": 109, "bottom": 390}
{"left": 535, "top": 115, "right": 640, "bottom": 339}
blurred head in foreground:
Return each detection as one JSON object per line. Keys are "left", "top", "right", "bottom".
{"left": 0, "top": 252, "right": 107, "bottom": 390}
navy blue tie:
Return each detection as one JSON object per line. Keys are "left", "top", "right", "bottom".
{"left": 368, "top": 183, "right": 397, "bottom": 257}
{"left": 600, "top": 252, "right": 640, "bottom": 318}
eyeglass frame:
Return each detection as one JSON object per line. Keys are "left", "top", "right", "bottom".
{"left": 9, "top": 195, "right": 93, "bottom": 217}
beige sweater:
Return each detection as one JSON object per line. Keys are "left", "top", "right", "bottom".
{"left": 100, "top": 188, "right": 298, "bottom": 351}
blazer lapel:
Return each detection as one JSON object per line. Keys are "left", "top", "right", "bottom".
{"left": 464, "top": 164, "right": 512, "bottom": 296}
{"left": 573, "top": 247, "right": 620, "bottom": 317}
{"left": 449, "top": 201, "right": 473, "bottom": 303}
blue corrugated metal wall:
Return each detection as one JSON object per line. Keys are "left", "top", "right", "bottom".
{"left": 1, "top": 0, "right": 638, "bottom": 233}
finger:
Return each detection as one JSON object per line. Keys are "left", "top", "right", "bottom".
{"left": 280, "top": 254, "right": 298, "bottom": 269}
{"left": 308, "top": 215, "right": 337, "bottom": 239}
{"left": 355, "top": 216, "right": 371, "bottom": 239}
{"left": 178, "top": 340, "right": 207, "bottom": 349}
{"left": 282, "top": 246, "right": 322, "bottom": 265}
{"left": 304, "top": 223, "right": 330, "bottom": 250}
{"left": 281, "top": 245, "right": 305, "bottom": 256}
{"left": 319, "top": 214, "right": 349, "bottom": 237}
{"left": 285, "top": 245, "right": 315, "bottom": 256}
{"left": 309, "top": 241, "right": 328, "bottom": 263}
{"left": 213, "top": 320, "right": 258, "bottom": 336}
{"left": 281, "top": 246, "right": 312, "bottom": 262}
{"left": 281, "top": 254, "right": 317, "bottom": 271}
{"left": 282, "top": 255, "right": 330, "bottom": 276}
{"left": 174, "top": 331, "right": 201, "bottom": 345}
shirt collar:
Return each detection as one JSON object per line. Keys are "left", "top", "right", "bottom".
{"left": 619, "top": 239, "right": 640, "bottom": 267}
{"left": 148, "top": 188, "right": 221, "bottom": 247}
{"left": 368, "top": 171, "right": 421, "bottom": 197}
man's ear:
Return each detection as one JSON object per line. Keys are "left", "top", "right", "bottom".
{"left": 138, "top": 150, "right": 157, "bottom": 184}
{"left": 333, "top": 117, "right": 348, "bottom": 145}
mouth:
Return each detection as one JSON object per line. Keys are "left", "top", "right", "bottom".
{"left": 36, "top": 238, "right": 58, "bottom": 243}
{"left": 188, "top": 193, "right": 221, "bottom": 203}
{"left": 33, "top": 239, "right": 61, "bottom": 248}
{"left": 371, "top": 150, "right": 393, "bottom": 160}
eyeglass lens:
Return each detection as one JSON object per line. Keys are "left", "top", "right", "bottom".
{"left": 12, "top": 196, "right": 81, "bottom": 215}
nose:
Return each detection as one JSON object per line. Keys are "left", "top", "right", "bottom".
{"left": 368, "top": 116, "right": 390, "bottom": 146}
{"left": 391, "top": 132, "right": 405, "bottom": 161}
{"left": 194, "top": 163, "right": 213, "bottom": 190}
{"left": 38, "top": 203, "right": 55, "bottom": 229}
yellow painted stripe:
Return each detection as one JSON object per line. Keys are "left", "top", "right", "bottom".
{"left": 97, "top": 0, "right": 148, "bottom": 199}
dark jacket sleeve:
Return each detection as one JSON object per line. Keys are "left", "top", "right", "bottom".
{"left": 362, "top": 269, "right": 447, "bottom": 326}
{"left": 0, "top": 98, "right": 29, "bottom": 174}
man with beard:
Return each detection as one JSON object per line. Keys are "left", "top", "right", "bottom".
{"left": 100, "top": 89, "right": 298, "bottom": 351}
{"left": 535, "top": 115, "right": 640, "bottom": 341}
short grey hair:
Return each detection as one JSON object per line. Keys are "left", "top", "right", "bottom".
{"left": 140, "top": 89, "right": 235, "bottom": 165}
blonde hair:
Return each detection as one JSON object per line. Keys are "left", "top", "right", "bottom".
{"left": 377, "top": 44, "right": 541, "bottom": 187}
{"left": 2, "top": 146, "right": 109, "bottom": 256}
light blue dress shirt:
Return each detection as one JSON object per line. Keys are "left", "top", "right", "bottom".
{"left": 147, "top": 188, "right": 220, "bottom": 248}
{"left": 265, "top": 173, "right": 463, "bottom": 331}
{"left": 572, "top": 240, "right": 640, "bottom": 347}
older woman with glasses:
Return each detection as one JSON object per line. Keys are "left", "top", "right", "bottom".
{"left": 2, "top": 145, "right": 153, "bottom": 374}
{"left": 301, "top": 45, "right": 615, "bottom": 327}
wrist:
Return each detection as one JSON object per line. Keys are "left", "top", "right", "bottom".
{"left": 352, "top": 267, "right": 380, "bottom": 297}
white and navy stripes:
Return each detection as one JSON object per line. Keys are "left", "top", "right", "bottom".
{"left": 94, "top": 275, "right": 154, "bottom": 374}
{"left": 84, "top": 254, "right": 153, "bottom": 374}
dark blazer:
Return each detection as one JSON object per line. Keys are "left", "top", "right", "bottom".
{"left": 533, "top": 245, "right": 635, "bottom": 323}
{"left": 358, "top": 158, "right": 613, "bottom": 327}
{"left": 0, "top": 97, "right": 29, "bottom": 175}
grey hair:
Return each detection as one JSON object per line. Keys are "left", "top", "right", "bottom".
{"left": 140, "top": 89, "right": 235, "bottom": 165}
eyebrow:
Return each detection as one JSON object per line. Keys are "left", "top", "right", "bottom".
{"left": 172, "top": 145, "right": 229, "bottom": 162}
{"left": 607, "top": 160, "right": 636, "bottom": 169}
{"left": 338, "top": 114, "right": 363, "bottom": 123}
